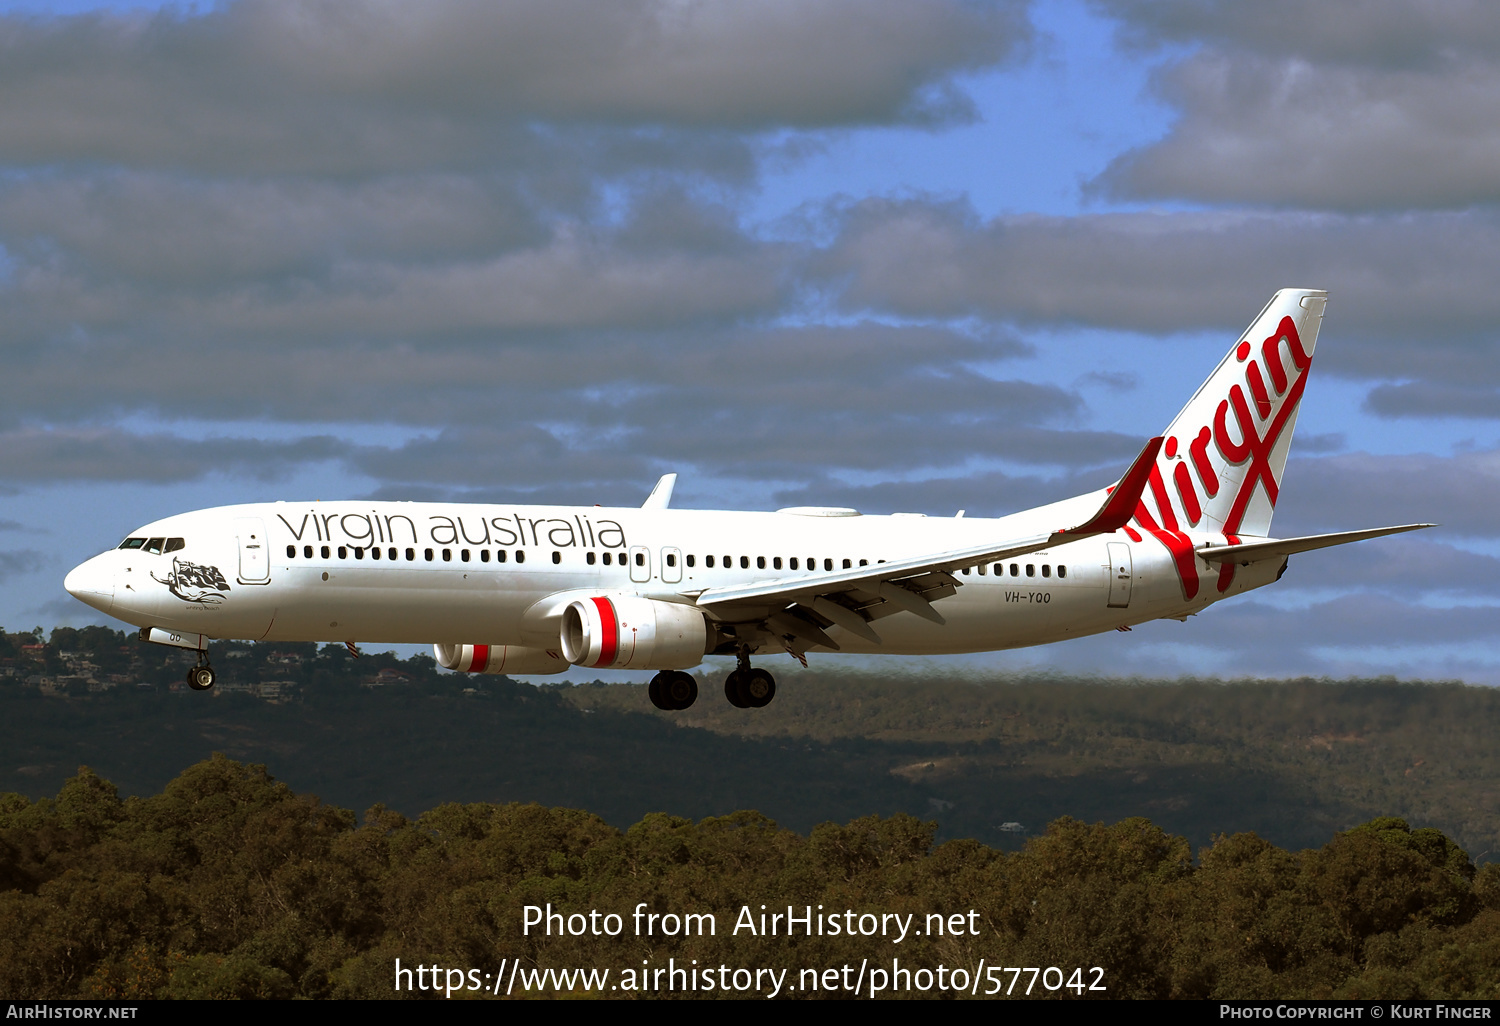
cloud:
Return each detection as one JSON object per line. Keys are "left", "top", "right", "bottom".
{"left": 818, "top": 198, "right": 1500, "bottom": 384}
{"left": 0, "top": 549, "right": 45, "bottom": 583}
{"left": 0, "top": 0, "right": 1029, "bottom": 174}
{"left": 1364, "top": 382, "right": 1500, "bottom": 420}
{"left": 0, "top": 428, "right": 351, "bottom": 484}
{"left": 1270, "top": 536, "right": 1500, "bottom": 600}
{"left": 0, "top": 320, "right": 1072, "bottom": 495}
{"left": 769, "top": 458, "right": 1137, "bottom": 518}
{"left": 1095, "top": 0, "right": 1500, "bottom": 70}
{"left": 1089, "top": 0, "right": 1500, "bottom": 209}
{"left": 1274, "top": 448, "right": 1500, "bottom": 539}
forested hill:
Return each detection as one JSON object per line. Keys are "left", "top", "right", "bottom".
{"left": 2, "top": 626, "right": 1499, "bottom": 857}
{"left": 2, "top": 759, "right": 1497, "bottom": 999}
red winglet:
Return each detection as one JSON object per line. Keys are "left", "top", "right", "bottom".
{"left": 1059, "top": 437, "right": 1163, "bottom": 536}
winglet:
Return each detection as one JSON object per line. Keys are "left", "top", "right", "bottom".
{"left": 1058, "top": 437, "right": 1162, "bottom": 536}
{"left": 642, "top": 473, "right": 677, "bottom": 510}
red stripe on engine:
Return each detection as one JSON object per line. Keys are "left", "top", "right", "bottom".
{"left": 471, "top": 644, "right": 489, "bottom": 673}
{"left": 590, "top": 596, "right": 618, "bottom": 667}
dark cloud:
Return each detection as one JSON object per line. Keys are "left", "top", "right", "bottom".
{"left": 0, "top": 428, "right": 350, "bottom": 484}
{"left": 1272, "top": 536, "right": 1500, "bottom": 600}
{"left": 0, "top": 0, "right": 1028, "bottom": 174}
{"left": 0, "top": 549, "right": 45, "bottom": 583}
{"left": 1274, "top": 449, "right": 1500, "bottom": 539}
{"left": 0, "top": 173, "right": 548, "bottom": 288}
{"left": 1094, "top": 0, "right": 1500, "bottom": 69}
{"left": 0, "top": 317, "right": 1077, "bottom": 496}
{"left": 1089, "top": 1, "right": 1500, "bottom": 210}
{"left": 819, "top": 198, "right": 1500, "bottom": 384}
{"left": 0, "top": 191, "right": 792, "bottom": 364}
{"left": 1364, "top": 382, "right": 1500, "bottom": 420}
{"left": 769, "top": 457, "right": 1136, "bottom": 518}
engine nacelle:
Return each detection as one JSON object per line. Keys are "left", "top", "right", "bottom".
{"left": 560, "top": 596, "right": 709, "bottom": 670}
{"left": 433, "top": 643, "right": 569, "bottom": 676}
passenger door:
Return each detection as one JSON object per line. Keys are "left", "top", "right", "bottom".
{"left": 1106, "top": 542, "right": 1132, "bottom": 608}
{"left": 235, "top": 517, "right": 271, "bottom": 585}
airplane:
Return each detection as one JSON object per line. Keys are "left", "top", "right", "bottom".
{"left": 64, "top": 288, "right": 1430, "bottom": 710}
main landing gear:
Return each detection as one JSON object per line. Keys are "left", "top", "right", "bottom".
{"left": 648, "top": 649, "right": 778, "bottom": 711}
{"left": 724, "top": 647, "right": 775, "bottom": 709}
{"left": 185, "top": 651, "right": 216, "bottom": 691}
{"left": 649, "top": 670, "right": 698, "bottom": 710}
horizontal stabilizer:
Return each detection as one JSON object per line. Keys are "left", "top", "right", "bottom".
{"left": 1197, "top": 524, "right": 1435, "bottom": 564}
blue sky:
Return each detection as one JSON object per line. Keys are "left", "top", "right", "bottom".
{"left": 3, "top": 0, "right": 1498, "bottom": 682}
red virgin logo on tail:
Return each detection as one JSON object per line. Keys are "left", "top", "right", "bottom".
{"left": 1132, "top": 316, "right": 1312, "bottom": 599}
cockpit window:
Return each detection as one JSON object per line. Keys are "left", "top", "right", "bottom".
{"left": 119, "top": 536, "right": 183, "bottom": 554}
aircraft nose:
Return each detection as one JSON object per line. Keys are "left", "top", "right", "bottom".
{"left": 64, "top": 555, "right": 115, "bottom": 615}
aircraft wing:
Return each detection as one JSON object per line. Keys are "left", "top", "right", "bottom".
{"left": 693, "top": 438, "right": 1163, "bottom": 645}
{"left": 1196, "top": 524, "right": 1434, "bottom": 564}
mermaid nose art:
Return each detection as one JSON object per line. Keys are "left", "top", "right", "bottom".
{"left": 64, "top": 555, "right": 115, "bottom": 615}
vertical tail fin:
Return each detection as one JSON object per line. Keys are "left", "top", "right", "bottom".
{"left": 1129, "top": 289, "right": 1326, "bottom": 601}
{"left": 1143, "top": 288, "right": 1326, "bottom": 541}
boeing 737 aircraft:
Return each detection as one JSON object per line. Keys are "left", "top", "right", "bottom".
{"left": 65, "top": 289, "right": 1429, "bottom": 710}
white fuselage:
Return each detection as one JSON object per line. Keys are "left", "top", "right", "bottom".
{"left": 63, "top": 497, "right": 1280, "bottom": 660}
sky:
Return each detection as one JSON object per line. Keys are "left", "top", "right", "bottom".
{"left": 3, "top": 0, "right": 1498, "bottom": 683}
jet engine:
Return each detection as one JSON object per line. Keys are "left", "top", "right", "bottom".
{"left": 433, "top": 643, "right": 569, "bottom": 675}
{"left": 560, "top": 596, "right": 709, "bottom": 670}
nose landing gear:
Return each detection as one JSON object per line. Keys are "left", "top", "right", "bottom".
{"left": 185, "top": 652, "right": 216, "bottom": 691}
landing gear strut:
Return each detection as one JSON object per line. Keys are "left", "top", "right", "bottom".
{"left": 724, "top": 647, "right": 775, "bottom": 709}
{"left": 185, "top": 651, "right": 216, "bottom": 691}
{"left": 649, "top": 670, "right": 698, "bottom": 710}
